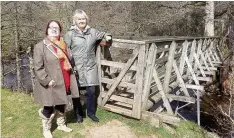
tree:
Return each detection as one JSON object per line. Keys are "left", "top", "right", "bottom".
{"left": 205, "top": 1, "right": 215, "bottom": 36}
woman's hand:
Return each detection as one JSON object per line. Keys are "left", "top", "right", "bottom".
{"left": 48, "top": 80, "right": 56, "bottom": 87}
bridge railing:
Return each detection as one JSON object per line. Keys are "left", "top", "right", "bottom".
{"left": 96, "top": 36, "right": 222, "bottom": 125}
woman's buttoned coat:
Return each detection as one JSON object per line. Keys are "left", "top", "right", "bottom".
{"left": 64, "top": 25, "right": 106, "bottom": 87}
{"left": 33, "top": 38, "right": 80, "bottom": 106}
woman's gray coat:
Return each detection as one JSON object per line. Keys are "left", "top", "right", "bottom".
{"left": 33, "top": 38, "right": 80, "bottom": 106}
{"left": 64, "top": 25, "right": 106, "bottom": 87}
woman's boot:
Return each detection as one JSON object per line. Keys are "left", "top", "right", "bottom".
{"left": 38, "top": 108, "right": 55, "bottom": 138}
{"left": 56, "top": 111, "right": 73, "bottom": 132}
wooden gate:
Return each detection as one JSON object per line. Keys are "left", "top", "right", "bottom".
{"left": 96, "top": 36, "right": 223, "bottom": 125}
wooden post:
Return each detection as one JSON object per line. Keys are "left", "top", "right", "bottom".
{"left": 186, "top": 40, "right": 196, "bottom": 76}
{"left": 96, "top": 45, "right": 103, "bottom": 106}
{"left": 142, "top": 43, "right": 157, "bottom": 110}
{"left": 194, "top": 39, "right": 203, "bottom": 71}
{"left": 133, "top": 45, "right": 146, "bottom": 118}
{"left": 179, "top": 40, "right": 188, "bottom": 74}
{"left": 163, "top": 41, "right": 177, "bottom": 93}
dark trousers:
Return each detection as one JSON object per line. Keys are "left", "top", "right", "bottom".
{"left": 42, "top": 104, "right": 65, "bottom": 118}
{"left": 79, "top": 86, "right": 96, "bottom": 116}
{"left": 86, "top": 86, "right": 96, "bottom": 116}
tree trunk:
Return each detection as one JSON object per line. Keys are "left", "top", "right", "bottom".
{"left": 14, "top": 2, "right": 21, "bottom": 91}
{"left": 205, "top": 1, "right": 214, "bottom": 36}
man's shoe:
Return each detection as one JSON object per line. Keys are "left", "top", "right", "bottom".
{"left": 88, "top": 114, "right": 99, "bottom": 122}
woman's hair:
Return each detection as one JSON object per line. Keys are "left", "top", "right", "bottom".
{"left": 45, "top": 20, "right": 62, "bottom": 36}
{"left": 73, "top": 9, "right": 89, "bottom": 24}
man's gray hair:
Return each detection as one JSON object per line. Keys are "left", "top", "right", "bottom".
{"left": 73, "top": 9, "right": 89, "bottom": 24}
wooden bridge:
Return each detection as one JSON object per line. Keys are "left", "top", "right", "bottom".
{"left": 95, "top": 36, "right": 223, "bottom": 126}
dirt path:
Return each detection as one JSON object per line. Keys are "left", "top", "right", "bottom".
{"left": 85, "top": 119, "right": 158, "bottom": 138}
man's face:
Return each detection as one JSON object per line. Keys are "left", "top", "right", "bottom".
{"left": 47, "top": 22, "right": 60, "bottom": 37}
{"left": 75, "top": 14, "right": 87, "bottom": 30}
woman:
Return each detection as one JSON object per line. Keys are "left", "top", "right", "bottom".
{"left": 33, "top": 20, "right": 81, "bottom": 138}
{"left": 64, "top": 9, "right": 112, "bottom": 122}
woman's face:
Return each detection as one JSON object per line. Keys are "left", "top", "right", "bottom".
{"left": 47, "top": 21, "right": 60, "bottom": 37}
{"left": 75, "top": 14, "right": 87, "bottom": 30}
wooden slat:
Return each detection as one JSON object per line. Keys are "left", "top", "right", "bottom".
{"left": 113, "top": 38, "right": 145, "bottom": 44}
{"left": 173, "top": 60, "right": 190, "bottom": 97}
{"left": 185, "top": 56, "right": 200, "bottom": 85}
{"left": 155, "top": 53, "right": 181, "bottom": 64}
{"left": 114, "top": 101, "right": 133, "bottom": 108}
{"left": 195, "top": 70, "right": 215, "bottom": 75}
{"left": 163, "top": 41, "right": 177, "bottom": 93}
{"left": 196, "top": 77, "right": 212, "bottom": 82}
{"left": 201, "top": 66, "right": 217, "bottom": 71}
{"left": 166, "top": 94, "right": 195, "bottom": 103}
{"left": 101, "top": 48, "right": 139, "bottom": 106}
{"left": 142, "top": 111, "right": 180, "bottom": 126}
{"left": 185, "top": 84, "right": 204, "bottom": 91}
{"left": 142, "top": 43, "right": 157, "bottom": 110}
{"left": 179, "top": 40, "right": 188, "bottom": 74}
{"left": 102, "top": 104, "right": 132, "bottom": 117}
{"left": 101, "top": 60, "right": 137, "bottom": 71}
{"left": 101, "top": 93, "right": 134, "bottom": 105}
{"left": 193, "top": 53, "right": 206, "bottom": 77}
{"left": 153, "top": 68, "right": 173, "bottom": 115}
{"left": 101, "top": 78, "right": 135, "bottom": 93}
{"left": 186, "top": 39, "right": 196, "bottom": 76}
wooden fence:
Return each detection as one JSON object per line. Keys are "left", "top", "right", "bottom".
{"left": 96, "top": 36, "right": 223, "bottom": 125}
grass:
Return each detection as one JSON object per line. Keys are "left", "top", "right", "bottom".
{"left": 2, "top": 88, "right": 213, "bottom": 138}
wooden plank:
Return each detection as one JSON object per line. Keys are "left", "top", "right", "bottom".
{"left": 155, "top": 53, "right": 181, "bottom": 64}
{"left": 196, "top": 77, "right": 212, "bottom": 82}
{"left": 185, "top": 84, "right": 204, "bottom": 91}
{"left": 194, "top": 39, "right": 203, "bottom": 71}
{"left": 163, "top": 41, "right": 177, "bottom": 93}
{"left": 142, "top": 43, "right": 157, "bottom": 110}
{"left": 201, "top": 66, "right": 217, "bottom": 71}
{"left": 101, "top": 60, "right": 137, "bottom": 71}
{"left": 205, "top": 51, "right": 215, "bottom": 68}
{"left": 199, "top": 50, "right": 211, "bottom": 71}
{"left": 185, "top": 56, "right": 200, "bottom": 85}
{"left": 142, "top": 111, "right": 180, "bottom": 126}
{"left": 186, "top": 39, "right": 196, "bottom": 76}
{"left": 132, "top": 45, "right": 146, "bottom": 119}
{"left": 113, "top": 38, "right": 145, "bottom": 44}
{"left": 101, "top": 93, "right": 134, "bottom": 105}
{"left": 179, "top": 40, "right": 188, "bottom": 74}
{"left": 173, "top": 60, "right": 190, "bottom": 97}
{"left": 195, "top": 70, "right": 215, "bottom": 75}
{"left": 193, "top": 53, "right": 206, "bottom": 77}
{"left": 166, "top": 94, "right": 195, "bottom": 103}
{"left": 101, "top": 78, "right": 135, "bottom": 92}
{"left": 153, "top": 68, "right": 173, "bottom": 115}
{"left": 209, "top": 47, "right": 217, "bottom": 62}
{"left": 101, "top": 48, "right": 139, "bottom": 106}
{"left": 102, "top": 104, "right": 132, "bottom": 117}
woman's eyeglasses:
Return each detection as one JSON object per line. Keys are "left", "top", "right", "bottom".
{"left": 49, "top": 26, "right": 59, "bottom": 30}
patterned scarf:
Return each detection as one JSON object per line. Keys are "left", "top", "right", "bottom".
{"left": 48, "top": 37, "right": 72, "bottom": 71}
